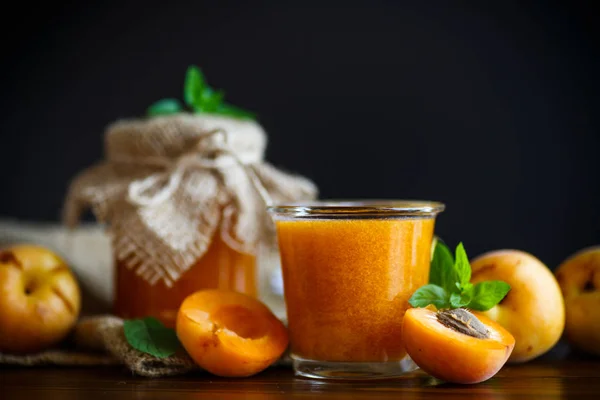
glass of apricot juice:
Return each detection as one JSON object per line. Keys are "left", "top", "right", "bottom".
{"left": 268, "top": 201, "right": 445, "bottom": 379}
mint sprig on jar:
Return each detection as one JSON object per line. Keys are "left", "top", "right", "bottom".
{"left": 147, "top": 65, "right": 256, "bottom": 120}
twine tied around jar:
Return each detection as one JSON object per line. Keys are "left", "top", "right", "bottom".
{"left": 122, "top": 129, "right": 273, "bottom": 209}
{"left": 63, "top": 114, "right": 317, "bottom": 286}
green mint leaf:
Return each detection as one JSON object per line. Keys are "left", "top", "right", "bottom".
{"left": 468, "top": 281, "right": 511, "bottom": 311}
{"left": 408, "top": 284, "right": 449, "bottom": 309}
{"left": 217, "top": 103, "right": 257, "bottom": 120}
{"left": 417, "top": 241, "right": 510, "bottom": 312}
{"left": 147, "top": 65, "right": 256, "bottom": 120}
{"left": 450, "top": 287, "right": 473, "bottom": 308}
{"left": 198, "top": 87, "right": 225, "bottom": 112}
{"left": 454, "top": 242, "right": 471, "bottom": 286}
{"left": 429, "top": 240, "right": 457, "bottom": 295}
{"left": 147, "top": 98, "right": 182, "bottom": 116}
{"left": 123, "top": 317, "right": 182, "bottom": 359}
{"left": 430, "top": 236, "right": 438, "bottom": 259}
{"left": 456, "top": 281, "right": 473, "bottom": 294}
{"left": 184, "top": 65, "right": 204, "bottom": 108}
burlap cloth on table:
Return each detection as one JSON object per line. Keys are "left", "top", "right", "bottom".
{"left": 0, "top": 315, "right": 290, "bottom": 377}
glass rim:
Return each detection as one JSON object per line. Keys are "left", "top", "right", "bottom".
{"left": 267, "top": 199, "right": 445, "bottom": 218}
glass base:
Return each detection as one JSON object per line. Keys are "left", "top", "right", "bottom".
{"left": 292, "top": 354, "right": 419, "bottom": 380}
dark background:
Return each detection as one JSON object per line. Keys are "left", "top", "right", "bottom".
{"left": 0, "top": 1, "right": 598, "bottom": 269}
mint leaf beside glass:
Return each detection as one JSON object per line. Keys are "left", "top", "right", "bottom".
{"left": 469, "top": 281, "right": 511, "bottom": 311}
{"left": 408, "top": 284, "right": 450, "bottom": 309}
{"left": 409, "top": 241, "right": 511, "bottom": 312}
{"left": 429, "top": 238, "right": 456, "bottom": 295}
{"left": 454, "top": 242, "right": 472, "bottom": 287}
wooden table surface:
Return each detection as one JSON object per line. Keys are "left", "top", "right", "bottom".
{"left": 1, "top": 359, "right": 600, "bottom": 399}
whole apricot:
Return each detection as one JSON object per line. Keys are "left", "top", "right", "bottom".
{"left": 470, "top": 250, "right": 565, "bottom": 363}
{"left": 176, "top": 289, "right": 288, "bottom": 377}
{"left": 403, "top": 307, "right": 514, "bottom": 384}
{"left": 0, "top": 245, "right": 81, "bottom": 353}
{"left": 555, "top": 246, "right": 600, "bottom": 355}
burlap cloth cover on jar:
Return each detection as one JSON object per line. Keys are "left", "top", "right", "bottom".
{"left": 63, "top": 113, "right": 317, "bottom": 287}
{"left": 0, "top": 114, "right": 314, "bottom": 376}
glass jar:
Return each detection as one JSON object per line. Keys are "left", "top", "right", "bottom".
{"left": 62, "top": 114, "right": 317, "bottom": 327}
{"left": 268, "top": 200, "right": 445, "bottom": 379}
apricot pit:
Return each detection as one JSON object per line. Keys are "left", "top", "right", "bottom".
{"left": 436, "top": 308, "right": 490, "bottom": 339}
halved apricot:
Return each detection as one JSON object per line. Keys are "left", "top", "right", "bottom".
{"left": 403, "top": 307, "right": 515, "bottom": 384}
{"left": 176, "top": 289, "right": 288, "bottom": 377}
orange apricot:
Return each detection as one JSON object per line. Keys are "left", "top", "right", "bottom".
{"left": 0, "top": 245, "right": 81, "bottom": 354}
{"left": 471, "top": 250, "right": 565, "bottom": 362}
{"left": 176, "top": 289, "right": 288, "bottom": 377}
{"left": 403, "top": 307, "right": 515, "bottom": 384}
{"left": 555, "top": 246, "right": 600, "bottom": 355}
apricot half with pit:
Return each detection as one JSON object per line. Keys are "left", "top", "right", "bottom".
{"left": 176, "top": 289, "right": 288, "bottom": 377}
{"left": 470, "top": 250, "right": 565, "bottom": 363}
{"left": 555, "top": 246, "right": 600, "bottom": 355}
{"left": 0, "top": 245, "right": 81, "bottom": 354}
{"left": 403, "top": 307, "right": 514, "bottom": 384}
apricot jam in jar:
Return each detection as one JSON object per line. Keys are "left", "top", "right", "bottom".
{"left": 114, "top": 231, "right": 256, "bottom": 328}
{"left": 268, "top": 200, "right": 445, "bottom": 380}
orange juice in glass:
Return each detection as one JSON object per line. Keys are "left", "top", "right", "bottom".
{"left": 267, "top": 201, "right": 444, "bottom": 379}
